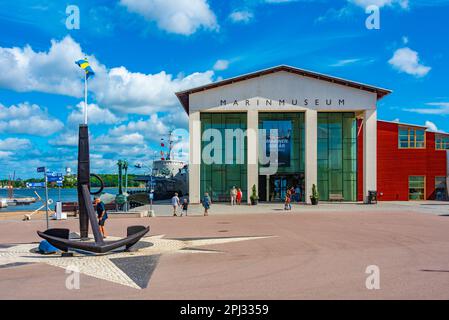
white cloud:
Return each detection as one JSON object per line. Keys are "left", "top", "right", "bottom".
{"left": 229, "top": 10, "right": 254, "bottom": 23}
{"left": 108, "top": 114, "right": 171, "bottom": 142}
{"left": 93, "top": 66, "right": 215, "bottom": 114}
{"left": 49, "top": 131, "right": 79, "bottom": 147}
{"left": 0, "top": 138, "right": 32, "bottom": 151}
{"left": 0, "top": 151, "right": 13, "bottom": 159}
{"left": 94, "top": 132, "right": 146, "bottom": 146}
{"left": 425, "top": 121, "right": 439, "bottom": 132}
{"left": 119, "top": 0, "right": 218, "bottom": 35}
{"left": 0, "top": 37, "right": 89, "bottom": 97}
{"left": 388, "top": 47, "right": 431, "bottom": 77}
{"left": 0, "top": 37, "right": 216, "bottom": 115}
{"left": 404, "top": 102, "right": 449, "bottom": 115}
{"left": 68, "top": 102, "right": 124, "bottom": 125}
{"left": 330, "top": 59, "right": 361, "bottom": 67}
{"left": 350, "top": 0, "right": 409, "bottom": 9}
{"left": 0, "top": 102, "right": 63, "bottom": 136}
{"left": 213, "top": 59, "right": 230, "bottom": 71}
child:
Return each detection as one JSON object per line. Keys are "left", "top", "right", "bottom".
{"left": 236, "top": 188, "right": 242, "bottom": 205}
{"left": 181, "top": 198, "right": 188, "bottom": 216}
{"left": 202, "top": 192, "right": 211, "bottom": 216}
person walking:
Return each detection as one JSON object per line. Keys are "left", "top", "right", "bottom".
{"left": 94, "top": 197, "right": 108, "bottom": 238}
{"left": 171, "top": 193, "right": 180, "bottom": 216}
{"left": 230, "top": 186, "right": 237, "bottom": 206}
{"left": 202, "top": 192, "right": 211, "bottom": 216}
{"left": 180, "top": 198, "right": 188, "bottom": 216}
{"left": 236, "top": 188, "right": 243, "bottom": 205}
{"left": 284, "top": 190, "right": 292, "bottom": 211}
{"left": 295, "top": 185, "right": 301, "bottom": 203}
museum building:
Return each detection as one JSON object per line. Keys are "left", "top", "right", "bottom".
{"left": 176, "top": 65, "right": 449, "bottom": 204}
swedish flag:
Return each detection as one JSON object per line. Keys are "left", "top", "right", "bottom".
{"left": 75, "top": 58, "right": 95, "bottom": 79}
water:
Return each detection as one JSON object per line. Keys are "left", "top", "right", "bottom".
{"left": 0, "top": 188, "right": 121, "bottom": 212}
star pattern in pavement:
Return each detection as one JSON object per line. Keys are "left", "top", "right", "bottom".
{"left": 0, "top": 234, "right": 273, "bottom": 289}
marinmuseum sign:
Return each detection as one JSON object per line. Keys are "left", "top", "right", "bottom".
{"left": 219, "top": 98, "right": 345, "bottom": 108}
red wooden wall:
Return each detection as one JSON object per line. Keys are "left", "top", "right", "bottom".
{"left": 357, "top": 120, "right": 447, "bottom": 201}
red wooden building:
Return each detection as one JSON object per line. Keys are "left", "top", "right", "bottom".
{"left": 358, "top": 120, "right": 449, "bottom": 201}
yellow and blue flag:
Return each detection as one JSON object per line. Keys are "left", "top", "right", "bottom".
{"left": 75, "top": 58, "right": 95, "bottom": 79}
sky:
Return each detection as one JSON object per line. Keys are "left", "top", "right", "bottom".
{"left": 0, "top": 0, "right": 448, "bottom": 179}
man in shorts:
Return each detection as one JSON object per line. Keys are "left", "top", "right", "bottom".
{"left": 171, "top": 193, "right": 180, "bottom": 216}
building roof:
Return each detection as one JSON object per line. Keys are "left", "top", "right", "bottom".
{"left": 378, "top": 120, "right": 428, "bottom": 129}
{"left": 378, "top": 120, "right": 449, "bottom": 135}
{"left": 175, "top": 65, "right": 393, "bottom": 114}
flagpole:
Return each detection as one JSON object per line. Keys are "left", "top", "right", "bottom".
{"left": 84, "top": 72, "right": 88, "bottom": 125}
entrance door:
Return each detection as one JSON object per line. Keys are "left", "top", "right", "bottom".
{"left": 268, "top": 174, "right": 305, "bottom": 202}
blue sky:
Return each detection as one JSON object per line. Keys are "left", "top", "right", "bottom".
{"left": 0, "top": 0, "right": 448, "bottom": 179}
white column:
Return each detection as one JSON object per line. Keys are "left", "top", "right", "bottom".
{"left": 305, "top": 110, "right": 318, "bottom": 204}
{"left": 247, "top": 110, "right": 259, "bottom": 204}
{"left": 363, "top": 109, "right": 377, "bottom": 203}
{"left": 189, "top": 111, "right": 201, "bottom": 204}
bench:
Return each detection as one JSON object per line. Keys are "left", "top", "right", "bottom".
{"left": 55, "top": 202, "right": 116, "bottom": 217}
{"left": 329, "top": 193, "right": 344, "bottom": 202}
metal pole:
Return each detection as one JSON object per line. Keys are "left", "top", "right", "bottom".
{"left": 84, "top": 72, "right": 88, "bottom": 125}
{"left": 44, "top": 169, "right": 49, "bottom": 230}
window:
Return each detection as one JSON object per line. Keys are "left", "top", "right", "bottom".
{"left": 435, "top": 177, "right": 447, "bottom": 201}
{"left": 435, "top": 134, "right": 449, "bottom": 150}
{"left": 399, "top": 127, "right": 425, "bottom": 149}
{"left": 318, "top": 113, "right": 357, "bottom": 202}
{"left": 409, "top": 176, "right": 425, "bottom": 200}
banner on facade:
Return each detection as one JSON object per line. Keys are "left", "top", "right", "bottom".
{"left": 263, "top": 120, "right": 292, "bottom": 167}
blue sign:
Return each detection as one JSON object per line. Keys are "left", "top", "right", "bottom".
{"left": 37, "top": 167, "right": 46, "bottom": 173}
{"left": 46, "top": 172, "right": 63, "bottom": 183}
{"left": 56, "top": 181, "right": 63, "bottom": 187}
{"left": 47, "top": 172, "right": 63, "bottom": 177}
{"left": 47, "top": 176, "right": 64, "bottom": 183}
{"left": 149, "top": 193, "right": 154, "bottom": 200}
{"left": 26, "top": 182, "right": 45, "bottom": 188}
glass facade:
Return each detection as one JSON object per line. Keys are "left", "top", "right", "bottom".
{"left": 435, "top": 176, "right": 447, "bottom": 200}
{"left": 200, "top": 113, "right": 247, "bottom": 202}
{"left": 258, "top": 113, "right": 305, "bottom": 202}
{"left": 318, "top": 113, "right": 357, "bottom": 201}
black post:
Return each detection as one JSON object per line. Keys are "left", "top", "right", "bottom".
{"left": 78, "top": 124, "right": 90, "bottom": 240}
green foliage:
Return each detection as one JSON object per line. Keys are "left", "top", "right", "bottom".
{"left": 0, "top": 174, "right": 145, "bottom": 189}
{"left": 311, "top": 184, "right": 319, "bottom": 200}
{"left": 250, "top": 184, "right": 258, "bottom": 201}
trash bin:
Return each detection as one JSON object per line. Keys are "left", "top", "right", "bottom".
{"left": 367, "top": 191, "right": 378, "bottom": 204}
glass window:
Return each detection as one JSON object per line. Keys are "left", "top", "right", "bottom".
{"left": 399, "top": 127, "right": 426, "bottom": 149}
{"left": 201, "top": 113, "right": 247, "bottom": 202}
{"left": 435, "top": 177, "right": 447, "bottom": 201}
{"left": 435, "top": 134, "right": 449, "bottom": 150}
{"left": 318, "top": 112, "right": 357, "bottom": 201}
{"left": 409, "top": 176, "right": 425, "bottom": 200}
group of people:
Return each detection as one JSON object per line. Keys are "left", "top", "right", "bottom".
{"left": 284, "top": 185, "right": 302, "bottom": 211}
{"left": 171, "top": 192, "right": 212, "bottom": 216}
{"left": 94, "top": 184, "right": 303, "bottom": 236}
{"left": 229, "top": 186, "right": 243, "bottom": 206}
{"left": 171, "top": 193, "right": 189, "bottom": 216}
